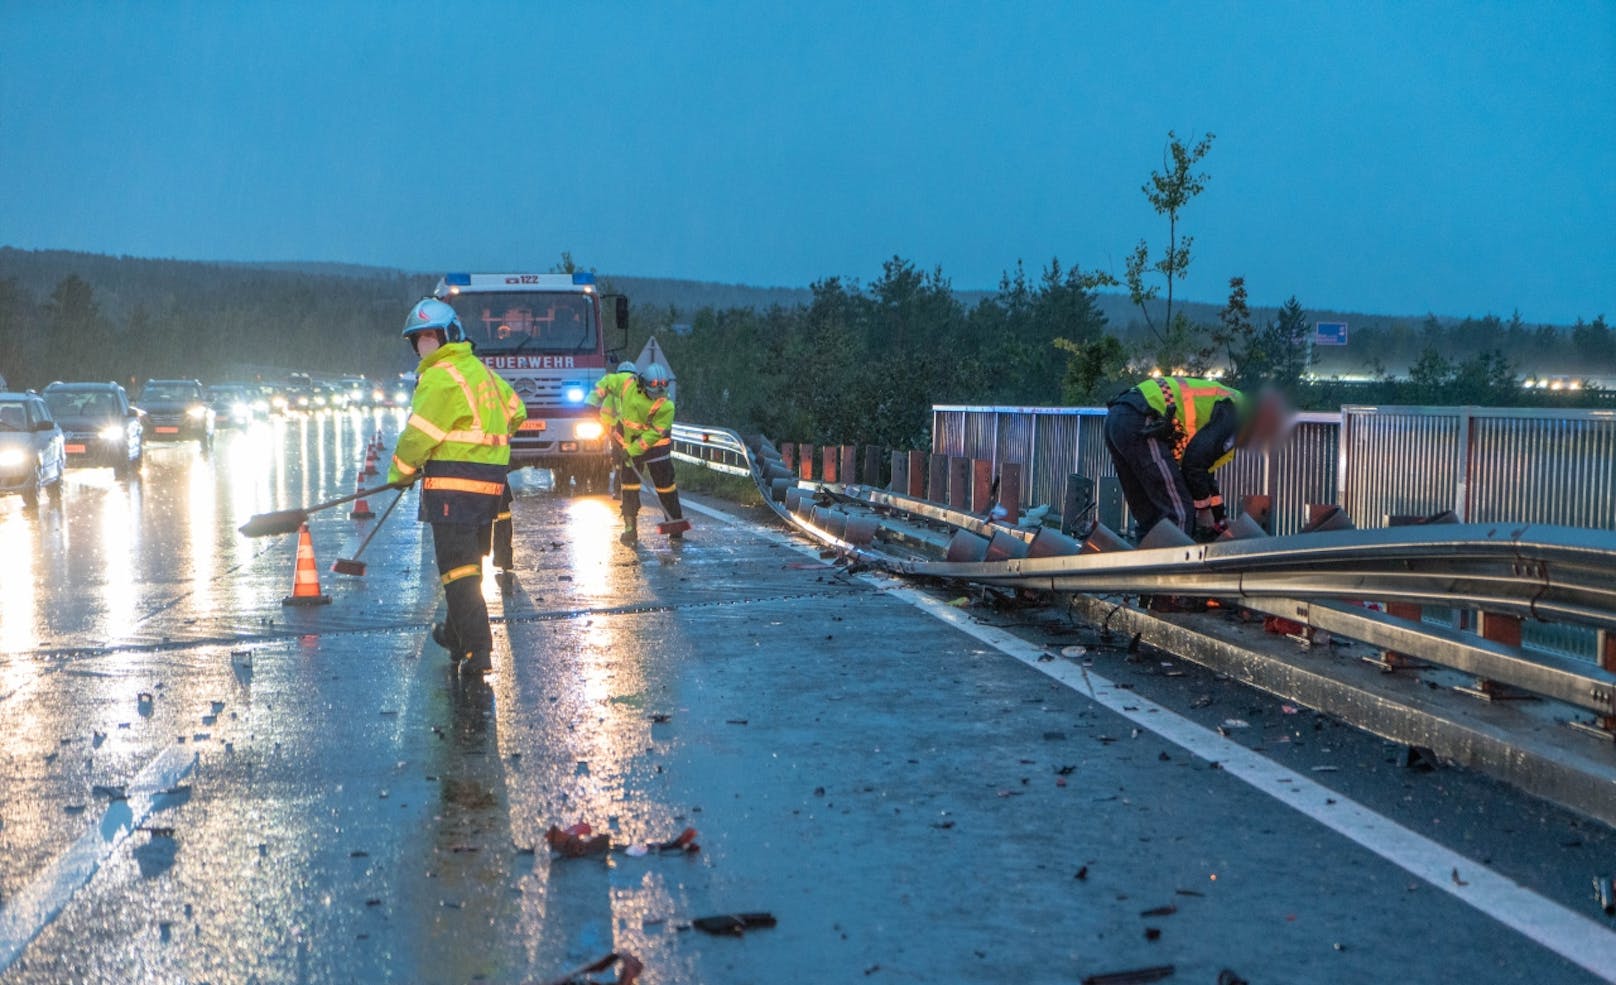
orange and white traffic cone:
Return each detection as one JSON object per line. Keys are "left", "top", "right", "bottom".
{"left": 350, "top": 477, "right": 375, "bottom": 520}
{"left": 363, "top": 448, "right": 379, "bottom": 478}
{"left": 281, "top": 523, "right": 332, "bottom": 606}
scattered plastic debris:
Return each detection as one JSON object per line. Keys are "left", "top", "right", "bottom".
{"left": 1451, "top": 867, "right": 1469, "bottom": 887}
{"left": 1220, "top": 719, "right": 1250, "bottom": 730}
{"left": 1594, "top": 875, "right": 1616, "bottom": 915}
{"left": 1081, "top": 965, "right": 1175, "bottom": 985}
{"left": 1062, "top": 645, "right": 1089, "bottom": 658}
{"left": 540, "top": 951, "right": 643, "bottom": 985}
{"left": 1139, "top": 903, "right": 1177, "bottom": 917}
{"left": 691, "top": 912, "right": 777, "bottom": 936}
{"left": 1281, "top": 704, "right": 1301, "bottom": 715}
{"left": 546, "top": 823, "right": 611, "bottom": 858}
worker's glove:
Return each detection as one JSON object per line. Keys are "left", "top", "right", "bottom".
{"left": 1193, "top": 520, "right": 1228, "bottom": 544}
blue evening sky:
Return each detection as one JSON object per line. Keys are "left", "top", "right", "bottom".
{"left": 2, "top": 1, "right": 1611, "bottom": 323}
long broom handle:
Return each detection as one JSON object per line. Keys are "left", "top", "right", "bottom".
{"left": 306, "top": 478, "right": 407, "bottom": 515}
{"left": 347, "top": 488, "right": 406, "bottom": 561}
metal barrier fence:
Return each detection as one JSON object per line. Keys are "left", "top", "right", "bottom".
{"left": 933, "top": 402, "right": 1616, "bottom": 663}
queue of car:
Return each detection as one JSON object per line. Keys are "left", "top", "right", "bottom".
{"left": 0, "top": 373, "right": 408, "bottom": 506}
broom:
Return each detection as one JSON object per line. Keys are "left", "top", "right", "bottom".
{"left": 239, "top": 479, "right": 407, "bottom": 538}
{"left": 331, "top": 488, "right": 406, "bottom": 576}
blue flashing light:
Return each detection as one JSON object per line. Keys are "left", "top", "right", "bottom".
{"left": 564, "top": 386, "right": 586, "bottom": 404}
{"left": 445, "top": 273, "right": 471, "bottom": 286}
{"left": 570, "top": 272, "right": 596, "bottom": 285}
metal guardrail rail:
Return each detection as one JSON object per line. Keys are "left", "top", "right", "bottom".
{"left": 671, "top": 421, "right": 1616, "bottom": 726}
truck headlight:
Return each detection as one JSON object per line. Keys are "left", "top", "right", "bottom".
{"left": 0, "top": 448, "right": 26, "bottom": 468}
{"left": 574, "top": 420, "right": 604, "bottom": 441}
{"left": 100, "top": 425, "right": 125, "bottom": 441}
{"left": 186, "top": 405, "right": 208, "bottom": 419}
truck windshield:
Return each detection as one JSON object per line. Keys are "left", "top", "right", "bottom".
{"left": 447, "top": 292, "right": 596, "bottom": 352}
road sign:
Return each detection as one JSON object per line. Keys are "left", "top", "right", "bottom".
{"left": 1314, "top": 321, "right": 1349, "bottom": 346}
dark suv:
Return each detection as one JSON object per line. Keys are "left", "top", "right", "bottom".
{"left": 43, "top": 381, "right": 145, "bottom": 476}
{"left": 136, "top": 379, "right": 214, "bottom": 448}
{"left": 0, "top": 391, "right": 66, "bottom": 505}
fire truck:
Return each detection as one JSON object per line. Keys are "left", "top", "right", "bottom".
{"left": 432, "top": 272, "right": 629, "bottom": 491}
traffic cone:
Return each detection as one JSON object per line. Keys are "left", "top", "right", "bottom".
{"left": 281, "top": 523, "right": 332, "bottom": 606}
{"left": 363, "top": 448, "right": 379, "bottom": 478}
{"left": 350, "top": 477, "right": 375, "bottom": 520}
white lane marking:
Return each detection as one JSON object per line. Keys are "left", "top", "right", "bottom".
{"left": 0, "top": 745, "right": 197, "bottom": 972}
{"left": 683, "top": 498, "right": 1616, "bottom": 978}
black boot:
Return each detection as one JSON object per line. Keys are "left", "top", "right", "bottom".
{"left": 461, "top": 650, "right": 492, "bottom": 675}
{"left": 431, "top": 622, "right": 462, "bottom": 659}
{"left": 620, "top": 515, "right": 638, "bottom": 545}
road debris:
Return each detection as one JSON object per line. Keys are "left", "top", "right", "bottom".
{"left": 1081, "top": 965, "right": 1174, "bottom": 985}
{"left": 1138, "top": 903, "right": 1177, "bottom": 917}
{"left": 691, "top": 912, "right": 777, "bottom": 936}
{"left": 623, "top": 827, "right": 700, "bottom": 857}
{"left": 546, "top": 823, "right": 611, "bottom": 858}
{"left": 538, "top": 950, "right": 644, "bottom": 985}
{"left": 1595, "top": 875, "right": 1616, "bottom": 915}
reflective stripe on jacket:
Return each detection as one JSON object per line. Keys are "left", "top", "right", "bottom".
{"left": 388, "top": 342, "right": 525, "bottom": 523}
{"left": 1136, "top": 376, "right": 1246, "bottom": 471}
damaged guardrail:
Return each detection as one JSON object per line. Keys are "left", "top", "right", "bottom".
{"left": 671, "top": 422, "right": 1616, "bottom": 734}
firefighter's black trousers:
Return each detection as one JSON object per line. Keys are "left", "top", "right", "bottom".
{"left": 479, "top": 480, "right": 514, "bottom": 570}
{"left": 621, "top": 443, "right": 682, "bottom": 522}
{"left": 1104, "top": 400, "right": 1194, "bottom": 539}
{"left": 432, "top": 522, "right": 491, "bottom": 656}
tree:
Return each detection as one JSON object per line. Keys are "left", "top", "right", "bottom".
{"left": 1124, "top": 131, "right": 1215, "bottom": 365}
{"left": 1262, "top": 295, "right": 1311, "bottom": 390}
{"left": 1210, "top": 276, "right": 1260, "bottom": 384}
{"left": 0, "top": 277, "right": 36, "bottom": 385}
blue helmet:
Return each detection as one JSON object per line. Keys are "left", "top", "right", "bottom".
{"left": 402, "top": 298, "right": 465, "bottom": 344}
{"left": 617, "top": 360, "right": 638, "bottom": 373}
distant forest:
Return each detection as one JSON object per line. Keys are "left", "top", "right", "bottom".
{"left": 0, "top": 247, "right": 1610, "bottom": 448}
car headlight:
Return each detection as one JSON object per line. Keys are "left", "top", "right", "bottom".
{"left": 186, "top": 405, "right": 207, "bottom": 419}
{"left": 0, "top": 448, "right": 26, "bottom": 468}
{"left": 394, "top": 391, "right": 408, "bottom": 405}
{"left": 99, "top": 425, "right": 124, "bottom": 441}
{"left": 574, "top": 420, "right": 604, "bottom": 441}
{"left": 372, "top": 389, "right": 385, "bottom": 403}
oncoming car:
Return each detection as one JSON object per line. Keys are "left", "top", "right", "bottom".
{"left": 0, "top": 391, "right": 67, "bottom": 505}
{"left": 42, "top": 381, "right": 144, "bottom": 476}
{"left": 137, "top": 379, "right": 214, "bottom": 448}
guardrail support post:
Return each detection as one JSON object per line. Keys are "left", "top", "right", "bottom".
{"left": 907, "top": 451, "right": 927, "bottom": 498}
{"left": 928, "top": 454, "right": 949, "bottom": 503}
{"left": 821, "top": 446, "right": 837, "bottom": 483}
{"left": 841, "top": 446, "right": 857, "bottom": 486}
{"left": 1000, "top": 463, "right": 1022, "bottom": 525}
{"left": 1460, "top": 613, "right": 1533, "bottom": 702}
{"left": 1241, "top": 495, "right": 1272, "bottom": 534}
{"left": 781, "top": 443, "right": 795, "bottom": 473}
{"left": 890, "top": 451, "right": 908, "bottom": 493}
{"left": 948, "top": 457, "right": 971, "bottom": 511}
{"left": 799, "top": 443, "right": 815, "bottom": 481}
{"left": 864, "top": 445, "right": 884, "bottom": 487}
{"left": 971, "top": 459, "right": 993, "bottom": 513}
{"left": 1369, "top": 514, "right": 1429, "bottom": 671}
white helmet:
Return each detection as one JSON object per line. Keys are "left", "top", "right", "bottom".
{"left": 640, "top": 362, "right": 671, "bottom": 397}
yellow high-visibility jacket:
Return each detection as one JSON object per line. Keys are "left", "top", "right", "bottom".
{"left": 388, "top": 341, "right": 526, "bottom": 523}
{"left": 586, "top": 371, "right": 638, "bottom": 428}
{"left": 616, "top": 383, "right": 675, "bottom": 459}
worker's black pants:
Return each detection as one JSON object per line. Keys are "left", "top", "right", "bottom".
{"left": 1104, "top": 401, "right": 1193, "bottom": 539}
{"left": 478, "top": 480, "right": 514, "bottom": 570}
{"left": 621, "top": 444, "right": 682, "bottom": 522}
{"left": 432, "top": 522, "right": 491, "bottom": 656}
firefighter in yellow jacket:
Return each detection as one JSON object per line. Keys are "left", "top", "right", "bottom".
{"left": 612, "top": 362, "right": 683, "bottom": 545}
{"left": 1104, "top": 376, "right": 1286, "bottom": 542}
{"left": 388, "top": 298, "right": 526, "bottom": 674}
{"left": 586, "top": 360, "right": 639, "bottom": 491}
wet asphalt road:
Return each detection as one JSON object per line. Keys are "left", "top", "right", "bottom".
{"left": 0, "top": 414, "right": 1613, "bottom": 984}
